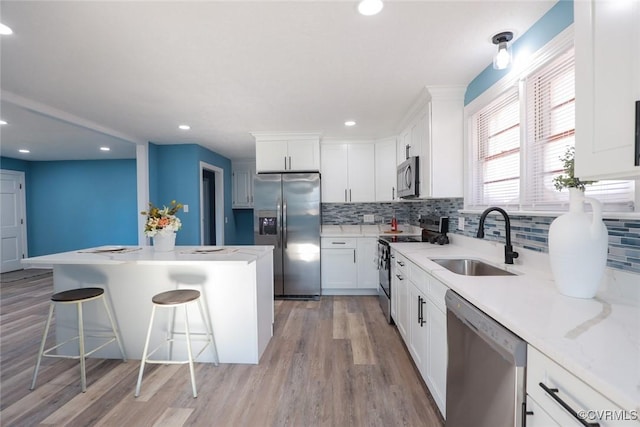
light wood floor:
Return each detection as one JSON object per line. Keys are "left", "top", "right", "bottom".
{"left": 0, "top": 271, "right": 444, "bottom": 426}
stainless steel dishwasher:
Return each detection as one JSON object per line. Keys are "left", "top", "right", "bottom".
{"left": 445, "top": 290, "right": 527, "bottom": 427}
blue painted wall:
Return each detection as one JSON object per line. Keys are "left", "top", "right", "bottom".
{"left": 149, "top": 143, "right": 236, "bottom": 245}
{"left": 3, "top": 141, "right": 240, "bottom": 257}
{"left": 0, "top": 157, "right": 30, "bottom": 173}
{"left": 464, "top": 0, "right": 574, "bottom": 105}
{"left": 233, "top": 209, "right": 255, "bottom": 245}
{"left": 26, "top": 159, "right": 137, "bottom": 255}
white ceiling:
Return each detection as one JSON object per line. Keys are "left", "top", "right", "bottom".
{"left": 0, "top": 0, "right": 556, "bottom": 162}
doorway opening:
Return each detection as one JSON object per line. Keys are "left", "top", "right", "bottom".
{"left": 199, "top": 162, "right": 224, "bottom": 245}
{"left": 1, "top": 170, "right": 27, "bottom": 273}
{"left": 202, "top": 169, "right": 216, "bottom": 245}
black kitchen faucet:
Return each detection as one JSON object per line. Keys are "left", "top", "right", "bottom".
{"left": 476, "top": 207, "right": 519, "bottom": 264}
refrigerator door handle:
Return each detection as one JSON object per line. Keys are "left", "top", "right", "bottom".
{"left": 283, "top": 199, "right": 288, "bottom": 249}
{"left": 276, "top": 198, "right": 282, "bottom": 248}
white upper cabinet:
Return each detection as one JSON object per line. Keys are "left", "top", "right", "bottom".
{"left": 232, "top": 160, "right": 255, "bottom": 208}
{"left": 397, "top": 86, "right": 465, "bottom": 198}
{"left": 574, "top": 0, "right": 640, "bottom": 180}
{"left": 375, "top": 138, "right": 397, "bottom": 201}
{"left": 320, "top": 142, "right": 375, "bottom": 202}
{"left": 253, "top": 133, "right": 321, "bottom": 173}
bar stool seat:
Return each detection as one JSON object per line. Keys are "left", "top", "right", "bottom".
{"left": 30, "top": 287, "right": 127, "bottom": 393}
{"left": 135, "top": 289, "right": 218, "bottom": 398}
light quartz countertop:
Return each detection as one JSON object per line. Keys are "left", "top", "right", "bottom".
{"left": 22, "top": 245, "right": 274, "bottom": 267}
{"left": 389, "top": 235, "right": 640, "bottom": 415}
{"left": 321, "top": 224, "right": 422, "bottom": 237}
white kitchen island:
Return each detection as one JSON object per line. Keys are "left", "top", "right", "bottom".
{"left": 22, "top": 245, "right": 274, "bottom": 364}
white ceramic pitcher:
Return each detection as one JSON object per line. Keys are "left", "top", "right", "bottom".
{"left": 548, "top": 188, "right": 609, "bottom": 299}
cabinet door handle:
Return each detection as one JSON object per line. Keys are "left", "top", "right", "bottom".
{"left": 331, "top": 241, "right": 346, "bottom": 245}
{"left": 392, "top": 187, "right": 395, "bottom": 200}
{"left": 420, "top": 296, "right": 426, "bottom": 326}
{"left": 522, "top": 402, "right": 534, "bottom": 427}
{"left": 417, "top": 296, "right": 422, "bottom": 324}
{"left": 344, "top": 189, "right": 347, "bottom": 202}
{"left": 349, "top": 189, "right": 352, "bottom": 202}
{"left": 538, "top": 383, "right": 600, "bottom": 427}
{"left": 635, "top": 100, "right": 639, "bottom": 166}
{"left": 353, "top": 249, "right": 356, "bottom": 263}
{"left": 397, "top": 260, "right": 405, "bottom": 267}
{"left": 395, "top": 274, "right": 404, "bottom": 280}
{"left": 284, "top": 156, "right": 288, "bottom": 170}
{"left": 288, "top": 156, "right": 292, "bottom": 170}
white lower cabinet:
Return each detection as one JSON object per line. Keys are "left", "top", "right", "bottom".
{"left": 321, "top": 237, "right": 379, "bottom": 294}
{"left": 425, "top": 298, "right": 447, "bottom": 416}
{"left": 408, "top": 281, "right": 427, "bottom": 373}
{"left": 526, "top": 395, "right": 561, "bottom": 427}
{"left": 321, "top": 238, "right": 357, "bottom": 290}
{"left": 526, "top": 346, "right": 633, "bottom": 427}
{"left": 356, "top": 237, "right": 378, "bottom": 289}
{"left": 393, "top": 252, "right": 409, "bottom": 340}
{"left": 393, "top": 251, "right": 448, "bottom": 418}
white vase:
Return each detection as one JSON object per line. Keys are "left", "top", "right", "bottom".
{"left": 153, "top": 232, "right": 176, "bottom": 252}
{"left": 548, "top": 188, "right": 608, "bottom": 299}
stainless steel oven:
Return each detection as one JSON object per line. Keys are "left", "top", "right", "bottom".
{"left": 377, "top": 239, "right": 392, "bottom": 323}
{"left": 377, "top": 215, "right": 450, "bottom": 324}
{"left": 377, "top": 234, "right": 421, "bottom": 324}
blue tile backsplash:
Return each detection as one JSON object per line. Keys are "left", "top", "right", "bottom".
{"left": 322, "top": 199, "right": 640, "bottom": 274}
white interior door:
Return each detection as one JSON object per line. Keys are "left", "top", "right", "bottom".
{"left": 1, "top": 170, "right": 26, "bottom": 273}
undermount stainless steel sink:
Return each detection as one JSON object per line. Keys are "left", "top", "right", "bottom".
{"left": 430, "top": 258, "right": 515, "bottom": 276}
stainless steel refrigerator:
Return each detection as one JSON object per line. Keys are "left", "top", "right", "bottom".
{"left": 253, "top": 173, "right": 321, "bottom": 299}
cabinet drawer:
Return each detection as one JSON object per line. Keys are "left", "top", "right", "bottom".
{"left": 427, "top": 277, "right": 448, "bottom": 312}
{"left": 321, "top": 237, "right": 357, "bottom": 249}
{"left": 394, "top": 253, "right": 409, "bottom": 275}
{"left": 527, "top": 346, "right": 632, "bottom": 427}
{"left": 409, "top": 262, "right": 428, "bottom": 295}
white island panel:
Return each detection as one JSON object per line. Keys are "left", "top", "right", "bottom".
{"left": 24, "top": 246, "right": 274, "bottom": 365}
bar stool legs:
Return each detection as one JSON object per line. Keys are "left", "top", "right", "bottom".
{"left": 30, "top": 287, "right": 127, "bottom": 393}
{"left": 134, "top": 289, "right": 218, "bottom": 398}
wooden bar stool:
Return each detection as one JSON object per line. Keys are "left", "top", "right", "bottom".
{"left": 30, "top": 287, "right": 127, "bottom": 393}
{"left": 134, "top": 289, "right": 218, "bottom": 398}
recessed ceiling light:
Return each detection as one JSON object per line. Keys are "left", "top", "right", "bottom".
{"left": 345, "top": 120, "right": 356, "bottom": 127}
{"left": 358, "top": 0, "right": 383, "bottom": 16}
{"left": 18, "top": 149, "right": 30, "bottom": 154}
{"left": 178, "top": 124, "right": 191, "bottom": 130}
{"left": 0, "top": 120, "right": 7, "bottom": 125}
{"left": 100, "top": 146, "right": 111, "bottom": 151}
{"left": 0, "top": 23, "right": 13, "bottom": 35}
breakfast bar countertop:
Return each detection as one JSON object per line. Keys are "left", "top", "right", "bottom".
{"left": 22, "top": 245, "right": 274, "bottom": 267}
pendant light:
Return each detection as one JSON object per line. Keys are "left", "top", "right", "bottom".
{"left": 492, "top": 31, "right": 514, "bottom": 70}
{"left": 358, "top": 0, "right": 383, "bottom": 16}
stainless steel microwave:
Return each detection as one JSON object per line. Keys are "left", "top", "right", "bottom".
{"left": 397, "top": 156, "right": 419, "bottom": 199}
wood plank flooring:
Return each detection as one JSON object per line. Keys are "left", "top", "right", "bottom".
{"left": 0, "top": 271, "right": 444, "bottom": 426}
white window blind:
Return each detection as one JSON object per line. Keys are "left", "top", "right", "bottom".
{"left": 525, "top": 48, "right": 576, "bottom": 209}
{"left": 470, "top": 88, "right": 520, "bottom": 209}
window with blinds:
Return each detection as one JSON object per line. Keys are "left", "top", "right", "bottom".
{"left": 469, "top": 46, "right": 635, "bottom": 212}
{"left": 470, "top": 88, "right": 520, "bottom": 209}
